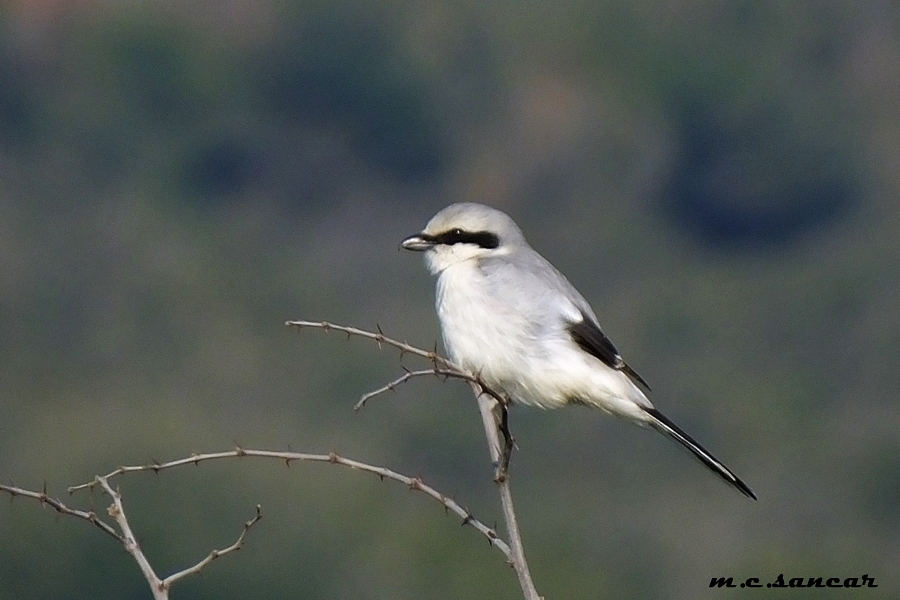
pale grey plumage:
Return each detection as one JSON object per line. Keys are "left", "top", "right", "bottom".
{"left": 402, "top": 202, "right": 755, "bottom": 499}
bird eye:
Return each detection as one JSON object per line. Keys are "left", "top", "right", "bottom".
{"left": 438, "top": 228, "right": 500, "bottom": 248}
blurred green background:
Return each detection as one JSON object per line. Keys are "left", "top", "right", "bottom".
{"left": 1, "top": 1, "right": 898, "bottom": 598}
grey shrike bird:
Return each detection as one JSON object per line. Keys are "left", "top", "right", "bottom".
{"left": 401, "top": 202, "right": 756, "bottom": 500}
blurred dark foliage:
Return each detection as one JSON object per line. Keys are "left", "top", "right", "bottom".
{"left": 259, "top": 12, "right": 447, "bottom": 180}
{"left": 183, "top": 136, "right": 265, "bottom": 198}
{"left": 0, "top": 44, "right": 36, "bottom": 147}
{"left": 664, "top": 97, "right": 856, "bottom": 247}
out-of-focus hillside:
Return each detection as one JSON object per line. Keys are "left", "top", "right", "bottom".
{"left": 1, "top": 1, "right": 898, "bottom": 598}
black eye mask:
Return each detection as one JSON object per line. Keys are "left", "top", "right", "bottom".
{"left": 430, "top": 228, "right": 500, "bottom": 249}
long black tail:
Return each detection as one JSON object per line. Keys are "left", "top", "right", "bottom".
{"left": 644, "top": 407, "right": 757, "bottom": 500}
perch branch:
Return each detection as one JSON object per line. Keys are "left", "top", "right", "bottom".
{"left": 287, "top": 319, "right": 540, "bottom": 599}
{"left": 471, "top": 385, "right": 541, "bottom": 600}
{"left": 286, "top": 320, "right": 509, "bottom": 408}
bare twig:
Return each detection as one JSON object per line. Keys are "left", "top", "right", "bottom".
{"left": 354, "top": 367, "right": 507, "bottom": 411}
{"left": 286, "top": 320, "right": 451, "bottom": 367}
{"left": 355, "top": 368, "right": 454, "bottom": 410}
{"left": 68, "top": 449, "right": 511, "bottom": 559}
{"left": 0, "top": 482, "right": 122, "bottom": 542}
{"left": 287, "top": 319, "right": 541, "bottom": 599}
{"left": 163, "top": 505, "right": 262, "bottom": 589}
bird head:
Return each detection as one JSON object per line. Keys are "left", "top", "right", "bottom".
{"left": 401, "top": 203, "right": 526, "bottom": 274}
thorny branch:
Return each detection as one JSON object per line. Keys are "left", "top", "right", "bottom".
{"left": 0, "top": 482, "right": 122, "bottom": 542}
{"left": 1, "top": 475, "right": 262, "bottom": 600}
{"left": 162, "top": 505, "right": 262, "bottom": 589}
{"left": 67, "top": 449, "right": 511, "bottom": 560}
{"left": 286, "top": 320, "right": 515, "bottom": 474}
{"left": 4, "top": 450, "right": 508, "bottom": 597}
{"left": 355, "top": 368, "right": 463, "bottom": 410}
{"left": 286, "top": 320, "right": 452, "bottom": 366}
{"left": 287, "top": 319, "right": 541, "bottom": 600}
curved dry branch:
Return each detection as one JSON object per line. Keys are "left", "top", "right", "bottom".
{"left": 67, "top": 449, "right": 511, "bottom": 559}
{"left": 4, "top": 449, "right": 510, "bottom": 597}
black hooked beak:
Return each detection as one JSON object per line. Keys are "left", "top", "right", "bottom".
{"left": 400, "top": 233, "right": 435, "bottom": 251}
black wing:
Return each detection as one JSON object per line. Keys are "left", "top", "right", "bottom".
{"left": 567, "top": 312, "right": 651, "bottom": 391}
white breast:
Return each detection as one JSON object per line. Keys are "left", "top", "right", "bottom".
{"left": 436, "top": 262, "right": 532, "bottom": 383}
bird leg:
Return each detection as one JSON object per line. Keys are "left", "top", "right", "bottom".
{"left": 495, "top": 398, "right": 515, "bottom": 483}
